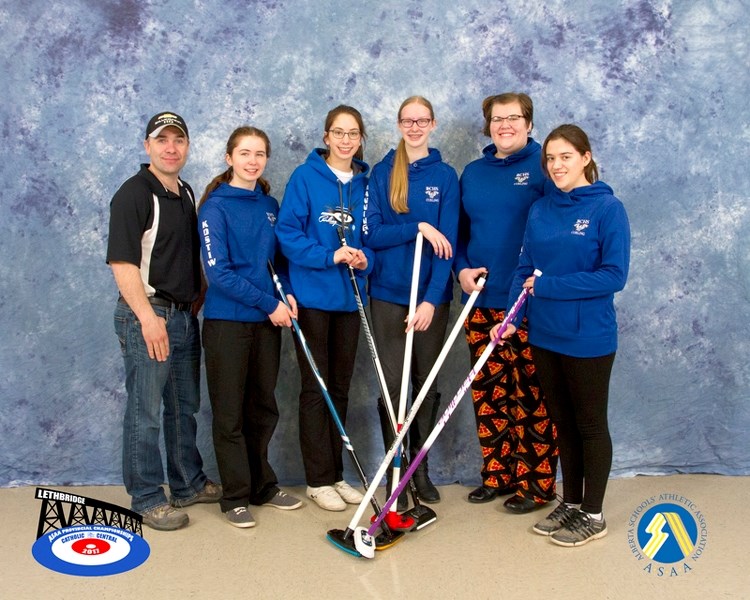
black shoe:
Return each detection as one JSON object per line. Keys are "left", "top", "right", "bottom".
{"left": 468, "top": 484, "right": 515, "bottom": 503}
{"left": 503, "top": 494, "right": 547, "bottom": 514}
{"left": 413, "top": 464, "right": 440, "bottom": 503}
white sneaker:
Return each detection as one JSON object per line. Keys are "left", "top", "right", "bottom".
{"left": 306, "top": 485, "right": 346, "bottom": 511}
{"left": 334, "top": 480, "right": 364, "bottom": 504}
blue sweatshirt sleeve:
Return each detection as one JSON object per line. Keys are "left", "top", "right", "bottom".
{"left": 534, "top": 200, "right": 631, "bottom": 300}
{"left": 360, "top": 246, "right": 375, "bottom": 277}
{"left": 272, "top": 245, "right": 294, "bottom": 299}
{"left": 423, "top": 168, "right": 459, "bottom": 305}
{"left": 276, "top": 169, "right": 336, "bottom": 269}
{"left": 199, "top": 203, "right": 279, "bottom": 316}
{"left": 362, "top": 163, "right": 420, "bottom": 250}
{"left": 347, "top": 194, "right": 376, "bottom": 278}
{"left": 506, "top": 230, "right": 535, "bottom": 324}
{"left": 454, "top": 175, "right": 472, "bottom": 275}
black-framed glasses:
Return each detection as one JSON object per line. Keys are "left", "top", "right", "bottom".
{"left": 399, "top": 118, "right": 432, "bottom": 128}
{"left": 328, "top": 128, "right": 361, "bottom": 140}
{"left": 490, "top": 115, "right": 524, "bottom": 124}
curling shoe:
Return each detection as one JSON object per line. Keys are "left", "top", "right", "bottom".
{"left": 413, "top": 462, "right": 440, "bottom": 504}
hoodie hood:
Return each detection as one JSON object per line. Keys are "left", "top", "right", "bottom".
{"left": 209, "top": 182, "right": 265, "bottom": 202}
{"left": 550, "top": 180, "right": 615, "bottom": 206}
{"left": 305, "top": 148, "right": 370, "bottom": 181}
{"left": 381, "top": 147, "right": 443, "bottom": 180}
{"left": 482, "top": 138, "right": 541, "bottom": 167}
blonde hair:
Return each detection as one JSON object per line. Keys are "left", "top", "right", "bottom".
{"left": 389, "top": 96, "right": 434, "bottom": 214}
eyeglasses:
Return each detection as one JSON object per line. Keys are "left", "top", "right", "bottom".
{"left": 328, "top": 129, "right": 361, "bottom": 140}
{"left": 399, "top": 118, "right": 433, "bottom": 128}
{"left": 490, "top": 115, "right": 524, "bottom": 124}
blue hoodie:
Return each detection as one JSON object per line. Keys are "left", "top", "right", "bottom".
{"left": 276, "top": 149, "right": 373, "bottom": 311}
{"left": 362, "top": 148, "right": 459, "bottom": 306}
{"left": 456, "top": 139, "right": 549, "bottom": 307}
{"left": 198, "top": 182, "right": 285, "bottom": 322}
{"left": 509, "top": 180, "right": 631, "bottom": 358}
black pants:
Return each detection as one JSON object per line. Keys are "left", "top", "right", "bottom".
{"left": 531, "top": 345, "right": 615, "bottom": 514}
{"left": 369, "top": 299, "right": 449, "bottom": 454}
{"left": 293, "top": 308, "right": 360, "bottom": 487}
{"left": 202, "top": 319, "right": 280, "bottom": 512}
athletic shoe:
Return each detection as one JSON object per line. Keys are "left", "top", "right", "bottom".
{"left": 141, "top": 503, "right": 189, "bottom": 531}
{"left": 307, "top": 485, "right": 346, "bottom": 511}
{"left": 226, "top": 506, "right": 256, "bottom": 528}
{"left": 550, "top": 510, "right": 607, "bottom": 547}
{"left": 263, "top": 490, "right": 303, "bottom": 510}
{"left": 533, "top": 502, "right": 579, "bottom": 536}
{"left": 334, "top": 480, "right": 365, "bottom": 504}
{"left": 170, "top": 480, "right": 223, "bottom": 508}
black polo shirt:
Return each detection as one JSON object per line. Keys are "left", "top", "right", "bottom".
{"left": 106, "top": 164, "right": 200, "bottom": 303}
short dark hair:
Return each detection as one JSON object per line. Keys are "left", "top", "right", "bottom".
{"left": 481, "top": 93, "right": 533, "bottom": 137}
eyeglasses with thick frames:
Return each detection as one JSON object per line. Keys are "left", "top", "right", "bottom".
{"left": 327, "top": 129, "right": 361, "bottom": 140}
{"left": 399, "top": 118, "right": 433, "bottom": 128}
{"left": 490, "top": 115, "right": 524, "bottom": 124}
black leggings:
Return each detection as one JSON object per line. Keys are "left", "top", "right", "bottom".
{"left": 531, "top": 346, "right": 615, "bottom": 514}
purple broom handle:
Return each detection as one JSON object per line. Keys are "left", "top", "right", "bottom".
{"left": 368, "top": 270, "right": 541, "bottom": 535}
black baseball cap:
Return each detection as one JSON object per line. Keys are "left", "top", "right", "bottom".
{"left": 145, "top": 112, "right": 189, "bottom": 139}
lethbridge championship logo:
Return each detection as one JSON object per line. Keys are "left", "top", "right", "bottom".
{"left": 627, "top": 493, "right": 707, "bottom": 577}
{"left": 31, "top": 488, "right": 150, "bottom": 576}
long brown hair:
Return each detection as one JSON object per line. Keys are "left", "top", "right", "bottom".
{"left": 389, "top": 96, "right": 434, "bottom": 214}
{"left": 199, "top": 126, "right": 272, "bottom": 208}
{"left": 323, "top": 105, "right": 367, "bottom": 162}
{"left": 542, "top": 124, "right": 599, "bottom": 183}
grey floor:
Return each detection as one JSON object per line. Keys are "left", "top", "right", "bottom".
{"left": 2, "top": 475, "right": 746, "bottom": 599}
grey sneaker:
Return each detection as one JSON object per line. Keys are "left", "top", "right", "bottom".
{"left": 170, "top": 480, "right": 222, "bottom": 508}
{"left": 533, "top": 502, "right": 579, "bottom": 536}
{"left": 226, "top": 506, "right": 256, "bottom": 528}
{"left": 550, "top": 510, "right": 608, "bottom": 547}
{"left": 263, "top": 490, "right": 303, "bottom": 510}
{"left": 141, "top": 503, "right": 189, "bottom": 531}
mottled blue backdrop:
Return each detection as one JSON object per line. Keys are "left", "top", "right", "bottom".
{"left": 1, "top": 0, "right": 748, "bottom": 488}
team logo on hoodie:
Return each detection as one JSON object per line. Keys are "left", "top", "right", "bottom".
{"left": 514, "top": 172, "right": 530, "bottom": 185}
{"left": 319, "top": 207, "right": 354, "bottom": 227}
{"left": 572, "top": 219, "right": 590, "bottom": 236}
{"left": 425, "top": 186, "right": 440, "bottom": 203}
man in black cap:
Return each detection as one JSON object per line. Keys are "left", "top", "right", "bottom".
{"left": 107, "top": 112, "right": 220, "bottom": 530}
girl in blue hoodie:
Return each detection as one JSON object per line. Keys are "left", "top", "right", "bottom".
{"left": 275, "top": 106, "right": 374, "bottom": 512}
{"left": 362, "top": 96, "right": 459, "bottom": 504}
{"left": 198, "top": 126, "right": 303, "bottom": 528}
{"left": 456, "top": 92, "right": 558, "bottom": 514}
{"left": 498, "top": 124, "right": 631, "bottom": 547}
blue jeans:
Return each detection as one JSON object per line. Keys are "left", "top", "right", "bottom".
{"left": 114, "top": 301, "right": 208, "bottom": 513}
